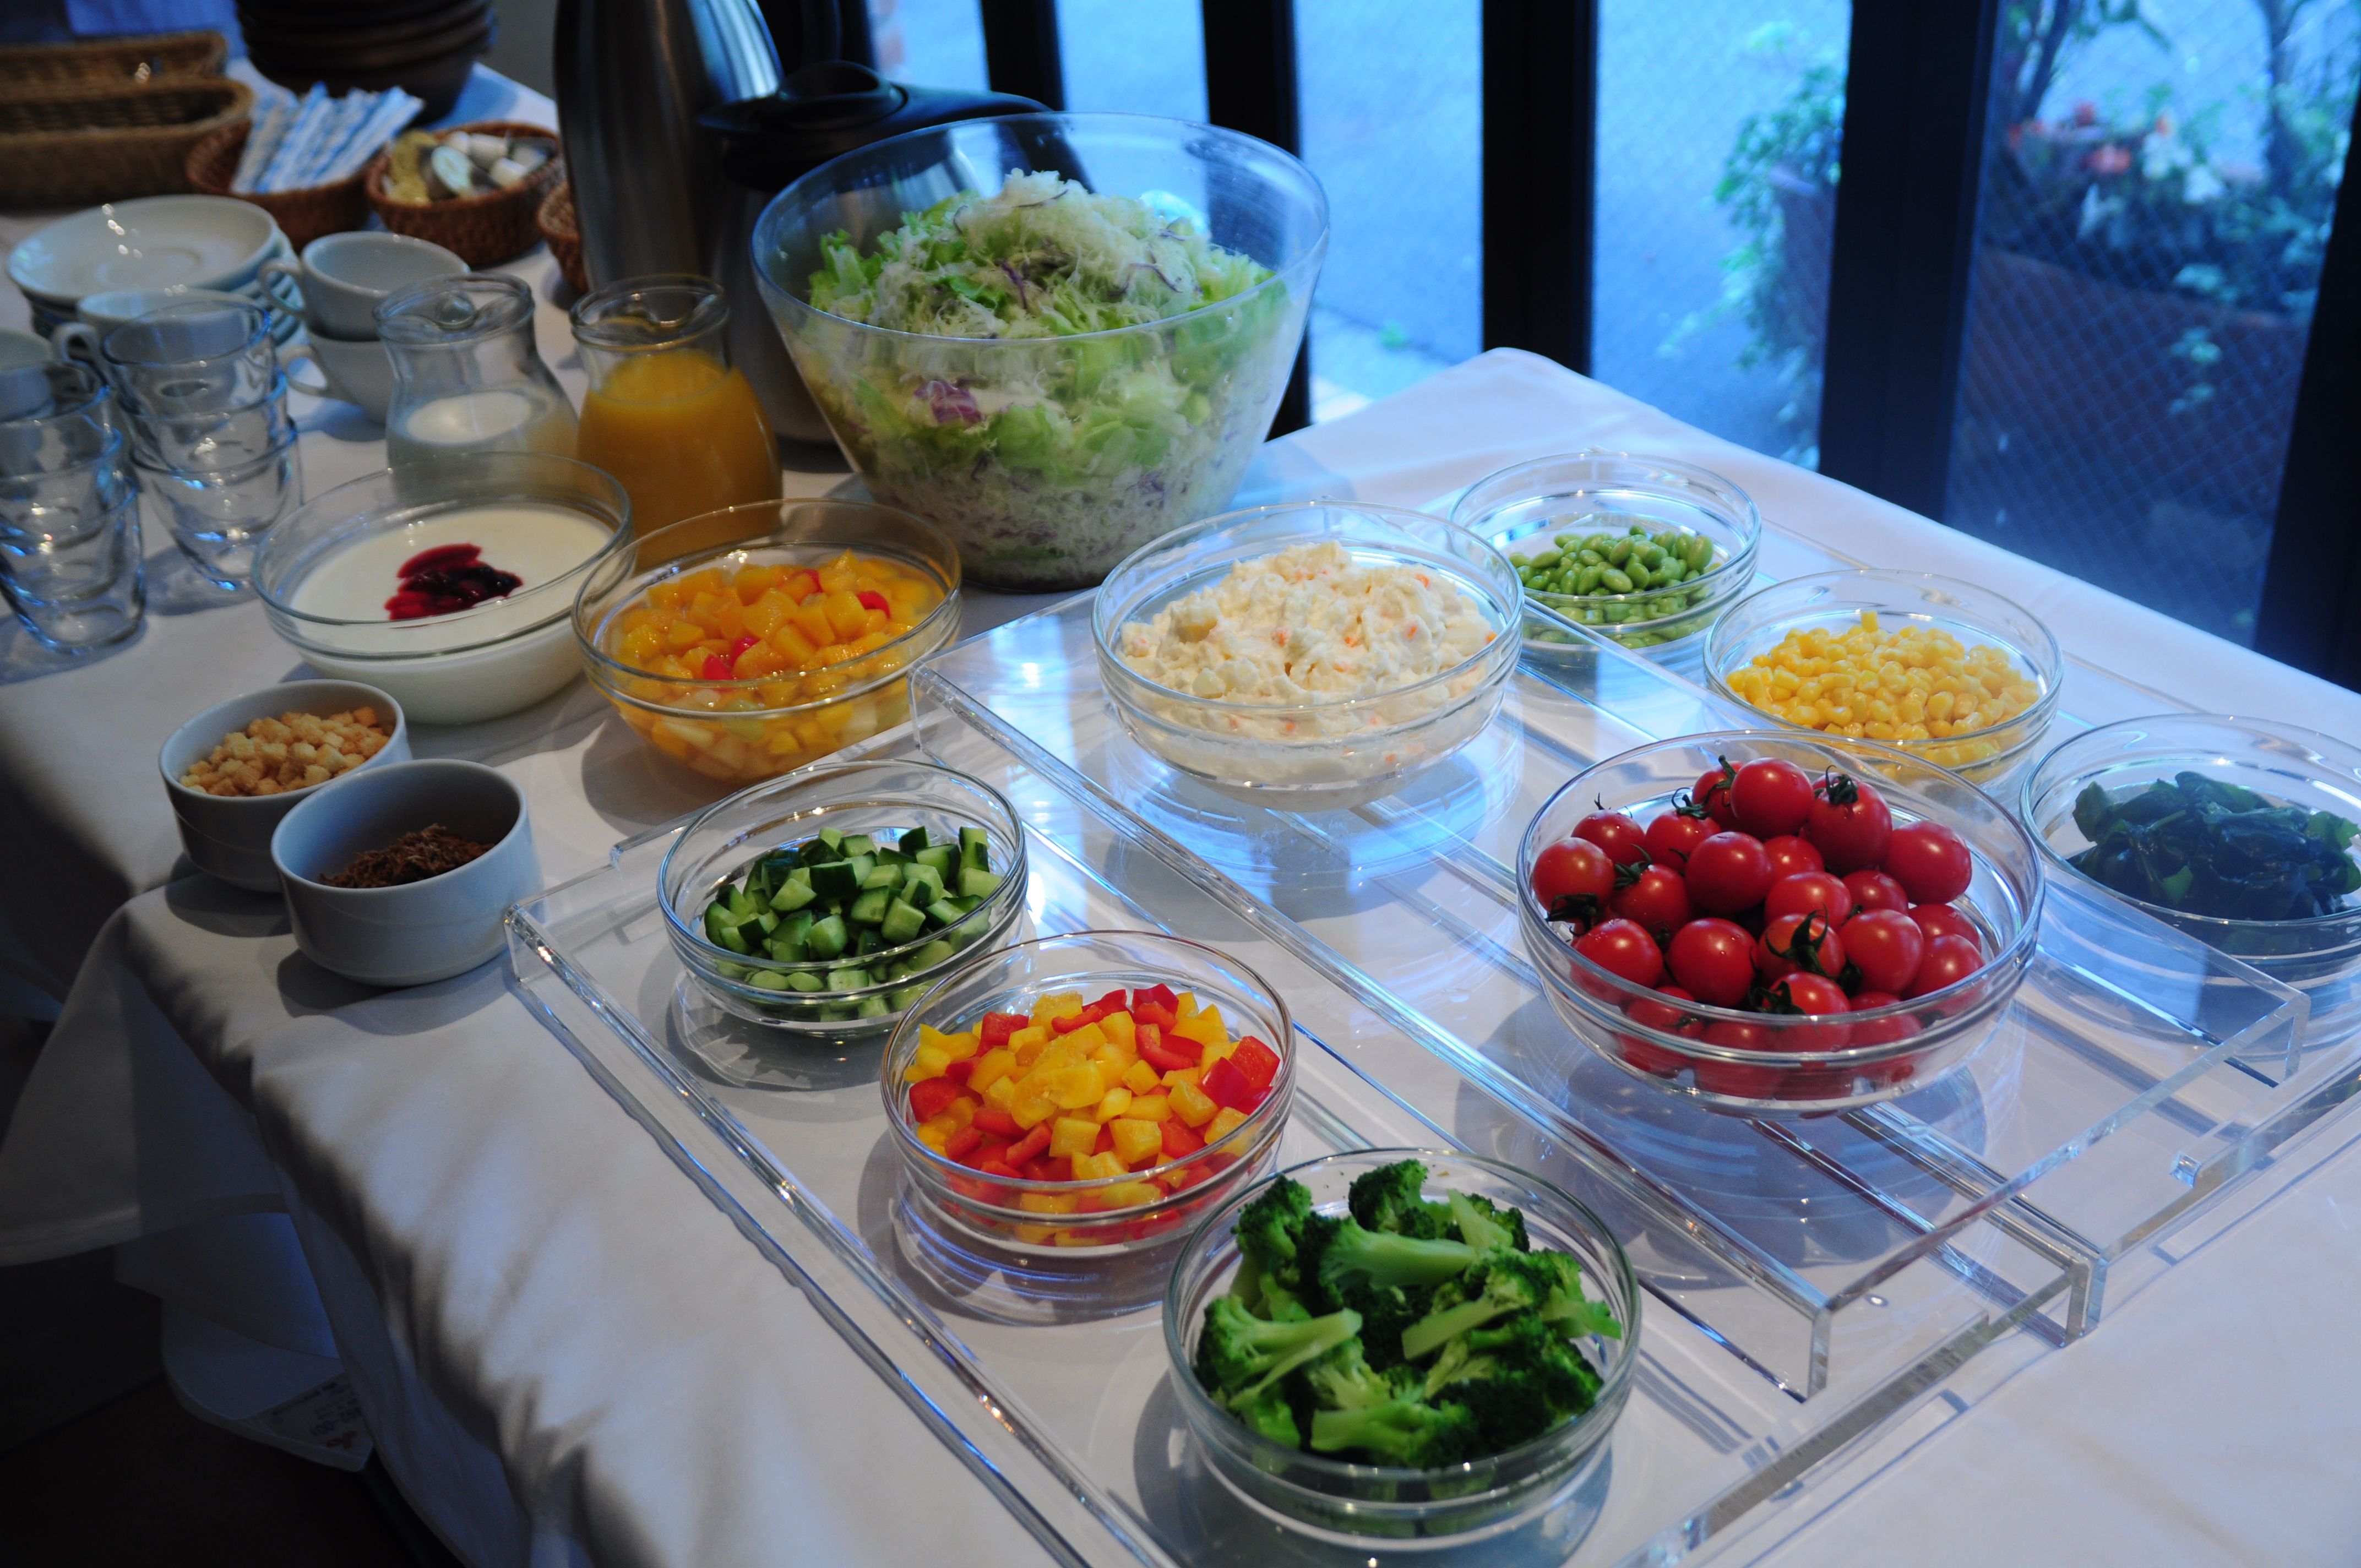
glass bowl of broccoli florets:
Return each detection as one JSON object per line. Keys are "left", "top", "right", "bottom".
{"left": 1163, "top": 1150, "right": 1639, "bottom": 1545}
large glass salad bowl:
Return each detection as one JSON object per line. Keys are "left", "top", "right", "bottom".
{"left": 750, "top": 113, "right": 1327, "bottom": 592}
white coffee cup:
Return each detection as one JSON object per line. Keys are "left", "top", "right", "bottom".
{"left": 288, "top": 331, "right": 395, "bottom": 422}
{"left": 261, "top": 232, "right": 465, "bottom": 341}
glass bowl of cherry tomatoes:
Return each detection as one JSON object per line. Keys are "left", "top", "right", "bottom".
{"left": 1517, "top": 732, "right": 2046, "bottom": 1114}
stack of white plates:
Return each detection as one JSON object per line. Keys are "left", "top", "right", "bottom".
{"left": 8, "top": 195, "right": 306, "bottom": 346}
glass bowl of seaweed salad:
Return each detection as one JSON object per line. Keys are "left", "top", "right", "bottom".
{"left": 2022, "top": 715, "right": 2361, "bottom": 1030}
{"left": 1163, "top": 1148, "right": 1638, "bottom": 1545}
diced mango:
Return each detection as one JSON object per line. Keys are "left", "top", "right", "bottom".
{"left": 1109, "top": 1118, "right": 1163, "bottom": 1164}
{"left": 1125, "top": 1094, "right": 1171, "bottom": 1123}
{"left": 1168, "top": 1078, "right": 1218, "bottom": 1127}
{"left": 1048, "top": 1117, "right": 1102, "bottom": 1160}
{"left": 1121, "top": 1060, "right": 1162, "bottom": 1095}
{"left": 1204, "top": 1106, "right": 1249, "bottom": 1144}
{"left": 1095, "top": 1087, "right": 1133, "bottom": 1121}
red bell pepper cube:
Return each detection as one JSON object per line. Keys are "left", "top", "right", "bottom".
{"left": 1050, "top": 1004, "right": 1105, "bottom": 1035}
{"left": 1134, "top": 1024, "right": 1199, "bottom": 1072}
{"left": 1230, "top": 1036, "right": 1280, "bottom": 1090}
{"left": 1131, "top": 1000, "right": 1179, "bottom": 1032}
{"left": 959, "top": 1137, "right": 1011, "bottom": 1169}
{"left": 1135, "top": 983, "right": 1180, "bottom": 1013}
{"left": 1092, "top": 989, "right": 1130, "bottom": 1017}
{"left": 979, "top": 1011, "right": 1029, "bottom": 1047}
{"left": 970, "top": 1107, "right": 1022, "bottom": 1139}
{"left": 1201, "top": 1056, "right": 1254, "bottom": 1111}
{"left": 1093, "top": 1124, "right": 1117, "bottom": 1155}
{"left": 941, "top": 1057, "right": 976, "bottom": 1085}
{"left": 1024, "top": 1155, "right": 1070, "bottom": 1183}
{"left": 909, "top": 1077, "right": 969, "bottom": 1122}
{"left": 976, "top": 1159, "right": 1020, "bottom": 1180}
{"left": 1004, "top": 1121, "right": 1052, "bottom": 1166}
{"left": 943, "top": 1125, "right": 983, "bottom": 1161}
{"left": 1159, "top": 1119, "right": 1204, "bottom": 1160}
{"left": 857, "top": 589, "right": 890, "bottom": 613}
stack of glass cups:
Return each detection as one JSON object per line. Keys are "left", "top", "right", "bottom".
{"left": 0, "top": 361, "right": 144, "bottom": 652}
{"left": 102, "top": 299, "right": 304, "bottom": 591}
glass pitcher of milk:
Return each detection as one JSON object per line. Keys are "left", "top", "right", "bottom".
{"left": 376, "top": 274, "right": 579, "bottom": 469}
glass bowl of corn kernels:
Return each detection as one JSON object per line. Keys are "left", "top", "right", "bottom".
{"left": 573, "top": 499, "right": 961, "bottom": 783}
{"left": 1704, "top": 570, "right": 2063, "bottom": 790}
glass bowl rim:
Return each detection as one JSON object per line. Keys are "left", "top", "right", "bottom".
{"left": 1705, "top": 568, "right": 2065, "bottom": 755}
{"left": 1091, "top": 501, "right": 1524, "bottom": 723}
{"left": 254, "top": 453, "right": 634, "bottom": 646}
{"left": 0, "top": 360, "right": 111, "bottom": 429}
{"left": 2022, "top": 711, "right": 2361, "bottom": 937}
{"left": 754, "top": 110, "right": 1331, "bottom": 349}
{"left": 1520, "top": 729, "right": 2044, "bottom": 1064}
{"left": 880, "top": 928, "right": 1296, "bottom": 1200}
{"left": 1161, "top": 1146, "right": 1642, "bottom": 1485}
{"left": 660, "top": 757, "right": 1031, "bottom": 986}
{"left": 570, "top": 498, "right": 962, "bottom": 701}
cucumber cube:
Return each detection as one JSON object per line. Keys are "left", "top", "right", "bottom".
{"left": 873, "top": 846, "right": 910, "bottom": 867}
{"left": 925, "top": 897, "right": 966, "bottom": 929}
{"left": 727, "top": 885, "right": 760, "bottom": 920}
{"left": 787, "top": 970, "right": 827, "bottom": 993}
{"left": 897, "top": 825, "right": 930, "bottom": 854}
{"left": 749, "top": 971, "right": 790, "bottom": 991}
{"left": 913, "top": 939, "right": 956, "bottom": 968}
{"left": 914, "top": 845, "right": 954, "bottom": 876}
{"left": 847, "top": 888, "right": 893, "bottom": 927}
{"left": 813, "top": 827, "right": 844, "bottom": 858}
{"left": 716, "top": 922, "right": 750, "bottom": 955}
{"left": 959, "top": 826, "right": 989, "bottom": 872}
{"left": 853, "top": 928, "right": 881, "bottom": 956}
{"left": 827, "top": 966, "right": 871, "bottom": 991}
{"left": 890, "top": 984, "right": 927, "bottom": 1011}
{"left": 901, "top": 863, "right": 945, "bottom": 906}
{"left": 819, "top": 1003, "right": 852, "bottom": 1021}
{"left": 775, "top": 910, "right": 814, "bottom": 947}
{"left": 704, "top": 903, "right": 735, "bottom": 944}
{"left": 840, "top": 834, "right": 877, "bottom": 858}
{"left": 856, "top": 996, "right": 891, "bottom": 1019}
{"left": 809, "top": 859, "right": 860, "bottom": 902}
{"left": 806, "top": 914, "right": 848, "bottom": 960}
{"left": 879, "top": 897, "right": 927, "bottom": 944}
{"left": 958, "top": 867, "right": 1003, "bottom": 900}
{"left": 716, "top": 961, "right": 747, "bottom": 981}
{"left": 765, "top": 939, "right": 808, "bottom": 965}
{"left": 769, "top": 878, "right": 817, "bottom": 913}
{"left": 861, "top": 863, "right": 904, "bottom": 891}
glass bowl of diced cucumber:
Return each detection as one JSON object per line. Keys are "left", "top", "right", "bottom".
{"left": 660, "top": 758, "right": 1028, "bottom": 1035}
{"left": 1450, "top": 452, "right": 1761, "bottom": 666}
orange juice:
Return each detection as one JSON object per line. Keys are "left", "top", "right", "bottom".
{"left": 576, "top": 351, "right": 781, "bottom": 533}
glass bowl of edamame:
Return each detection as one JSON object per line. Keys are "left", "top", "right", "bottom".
{"left": 1450, "top": 452, "right": 1761, "bottom": 668}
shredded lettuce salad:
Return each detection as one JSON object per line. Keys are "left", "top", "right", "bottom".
{"left": 793, "top": 171, "right": 1298, "bottom": 590}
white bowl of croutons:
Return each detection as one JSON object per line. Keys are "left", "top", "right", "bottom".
{"left": 159, "top": 680, "right": 411, "bottom": 892}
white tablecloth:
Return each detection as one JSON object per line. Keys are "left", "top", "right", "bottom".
{"left": 7, "top": 118, "right": 2361, "bottom": 1562}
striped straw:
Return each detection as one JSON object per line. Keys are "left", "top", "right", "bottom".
{"left": 318, "top": 90, "right": 424, "bottom": 186}
{"left": 229, "top": 88, "right": 295, "bottom": 194}
{"left": 255, "top": 83, "right": 329, "bottom": 194}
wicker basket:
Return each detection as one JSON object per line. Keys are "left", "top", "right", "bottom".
{"left": 0, "top": 30, "right": 227, "bottom": 89}
{"left": 0, "top": 78, "right": 252, "bottom": 207}
{"left": 536, "top": 180, "right": 587, "bottom": 294}
{"left": 186, "top": 118, "right": 370, "bottom": 251}
{"left": 365, "top": 119, "right": 562, "bottom": 268}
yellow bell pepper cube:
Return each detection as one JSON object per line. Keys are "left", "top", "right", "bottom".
{"left": 1124, "top": 1094, "right": 1171, "bottom": 1123}
{"left": 966, "top": 1048, "right": 1018, "bottom": 1093}
{"left": 1040, "top": 1064, "right": 1103, "bottom": 1110}
{"left": 1173, "top": 1004, "right": 1227, "bottom": 1056}
{"left": 1014, "top": 1223, "right": 1057, "bottom": 1245}
{"left": 1161, "top": 1066, "right": 1200, "bottom": 1092}
{"left": 1008, "top": 1081, "right": 1059, "bottom": 1129}
{"left": 939, "top": 1097, "right": 977, "bottom": 1132}
{"left": 1122, "top": 1060, "right": 1162, "bottom": 1095}
{"left": 1008, "top": 1025, "right": 1050, "bottom": 1066}
{"left": 1060, "top": 1020, "right": 1107, "bottom": 1053}
{"left": 915, "top": 1123, "right": 949, "bottom": 1152}
{"left": 1071, "top": 1151, "right": 1129, "bottom": 1182}
{"left": 919, "top": 1023, "right": 979, "bottom": 1061}
{"left": 1017, "top": 1191, "right": 1080, "bottom": 1215}
{"left": 1168, "top": 1077, "right": 1218, "bottom": 1128}
{"left": 1098, "top": 1010, "right": 1136, "bottom": 1049}
{"left": 1109, "top": 1118, "right": 1164, "bottom": 1164}
{"left": 1095, "top": 1087, "right": 1133, "bottom": 1122}
{"left": 1104, "top": 1180, "right": 1163, "bottom": 1210}
{"left": 1031, "top": 992, "right": 1085, "bottom": 1026}
{"left": 982, "top": 1074, "right": 1017, "bottom": 1111}
{"left": 1174, "top": 989, "right": 1201, "bottom": 1020}
{"left": 905, "top": 1046, "right": 950, "bottom": 1082}
{"left": 1088, "top": 1039, "right": 1134, "bottom": 1072}
{"left": 1204, "top": 1106, "right": 1249, "bottom": 1145}
{"left": 1048, "top": 1116, "right": 1102, "bottom": 1160}
{"left": 1031, "top": 1038, "right": 1085, "bottom": 1077}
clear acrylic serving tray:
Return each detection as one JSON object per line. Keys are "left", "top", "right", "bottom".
{"left": 509, "top": 591, "right": 2361, "bottom": 1567}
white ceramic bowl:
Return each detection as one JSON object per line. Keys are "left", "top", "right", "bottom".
{"left": 9, "top": 197, "right": 284, "bottom": 308}
{"left": 160, "top": 679, "right": 412, "bottom": 892}
{"left": 271, "top": 759, "right": 540, "bottom": 986}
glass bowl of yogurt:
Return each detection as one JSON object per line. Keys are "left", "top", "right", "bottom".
{"left": 1093, "top": 503, "right": 1523, "bottom": 810}
{"left": 255, "top": 453, "right": 632, "bottom": 726}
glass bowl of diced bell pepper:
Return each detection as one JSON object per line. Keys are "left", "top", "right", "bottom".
{"left": 884, "top": 930, "right": 1296, "bottom": 1273}
{"left": 661, "top": 759, "right": 1029, "bottom": 1039}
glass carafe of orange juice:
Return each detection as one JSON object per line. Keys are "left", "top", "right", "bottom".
{"left": 570, "top": 275, "right": 781, "bottom": 534}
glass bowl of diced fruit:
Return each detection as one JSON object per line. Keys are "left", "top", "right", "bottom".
{"left": 884, "top": 930, "right": 1296, "bottom": 1287}
{"left": 660, "top": 759, "right": 1027, "bottom": 1039}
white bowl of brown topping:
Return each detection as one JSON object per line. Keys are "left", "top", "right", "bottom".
{"left": 270, "top": 758, "right": 539, "bottom": 987}
{"left": 159, "top": 679, "right": 411, "bottom": 892}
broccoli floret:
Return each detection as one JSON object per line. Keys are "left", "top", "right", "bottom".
{"left": 1399, "top": 1248, "right": 1609, "bottom": 1361}
{"left": 1347, "top": 1159, "right": 1455, "bottom": 1239}
{"left": 1308, "top": 1397, "right": 1481, "bottom": 1467}
{"left": 1446, "top": 1190, "right": 1531, "bottom": 1253}
{"left": 1434, "top": 1360, "right": 1561, "bottom": 1452}
{"left": 1467, "top": 1313, "right": 1604, "bottom": 1416}
{"left": 1195, "top": 1296, "right": 1362, "bottom": 1400}
{"left": 1331, "top": 1279, "right": 1428, "bottom": 1370}
{"left": 1234, "top": 1177, "right": 1314, "bottom": 1298}
{"left": 1225, "top": 1379, "right": 1302, "bottom": 1447}
{"left": 1305, "top": 1215, "right": 1476, "bottom": 1305}
{"left": 1300, "top": 1336, "right": 1419, "bottom": 1412}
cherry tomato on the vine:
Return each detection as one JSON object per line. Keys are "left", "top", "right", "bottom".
{"left": 1731, "top": 758, "right": 1814, "bottom": 838}
{"left": 1620, "top": 989, "right": 1700, "bottom": 1075}
{"left": 1845, "top": 990, "right": 1922, "bottom": 1048}
{"left": 1805, "top": 772, "right": 1892, "bottom": 874}
{"left": 1762, "top": 834, "right": 1825, "bottom": 881}
{"left": 1609, "top": 863, "right": 1693, "bottom": 943}
{"left": 1668, "top": 917, "right": 1756, "bottom": 1006}
{"left": 1695, "top": 1022, "right": 1783, "bottom": 1098}
{"left": 1907, "top": 902, "right": 1981, "bottom": 952}
{"left": 1574, "top": 806, "right": 1650, "bottom": 867}
{"left": 1763, "top": 972, "right": 1854, "bottom": 1050}
{"left": 1842, "top": 868, "right": 1912, "bottom": 917}
{"left": 1904, "top": 933, "right": 1983, "bottom": 998}
{"left": 1763, "top": 870, "right": 1854, "bottom": 928}
{"left": 1575, "top": 917, "right": 1665, "bottom": 990}
{"left": 1644, "top": 800, "right": 1717, "bottom": 869}
{"left": 1531, "top": 836, "right": 1615, "bottom": 925}
{"left": 1684, "top": 831, "right": 1775, "bottom": 914}
{"left": 1692, "top": 761, "right": 1740, "bottom": 828}
{"left": 1883, "top": 821, "right": 1973, "bottom": 905}
{"left": 1755, "top": 910, "right": 1846, "bottom": 983}
{"left": 1843, "top": 908, "right": 1926, "bottom": 995}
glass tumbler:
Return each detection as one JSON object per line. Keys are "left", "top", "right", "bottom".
{"left": 571, "top": 274, "right": 780, "bottom": 534}
{"left": 0, "top": 420, "right": 145, "bottom": 653}
{"left": 377, "top": 273, "right": 578, "bottom": 468}
{"left": 95, "top": 298, "right": 283, "bottom": 416}
{"left": 0, "top": 361, "right": 118, "bottom": 474}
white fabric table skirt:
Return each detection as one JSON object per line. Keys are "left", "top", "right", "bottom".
{"left": 8, "top": 326, "right": 2361, "bottom": 1560}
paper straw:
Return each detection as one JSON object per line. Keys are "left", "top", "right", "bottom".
{"left": 319, "top": 90, "right": 423, "bottom": 185}
{"left": 255, "top": 84, "right": 329, "bottom": 194}
{"left": 229, "top": 89, "right": 295, "bottom": 194}
{"left": 289, "top": 91, "right": 368, "bottom": 189}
